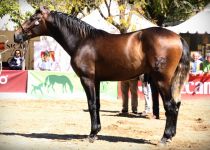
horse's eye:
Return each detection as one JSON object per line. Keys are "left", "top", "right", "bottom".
{"left": 35, "top": 20, "right": 39, "bottom": 25}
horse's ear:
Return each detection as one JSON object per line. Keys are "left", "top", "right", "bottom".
{"left": 40, "top": 6, "right": 50, "bottom": 15}
{"left": 40, "top": 6, "right": 50, "bottom": 19}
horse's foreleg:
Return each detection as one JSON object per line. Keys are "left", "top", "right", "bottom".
{"left": 80, "top": 77, "right": 101, "bottom": 142}
{"left": 95, "top": 81, "right": 101, "bottom": 133}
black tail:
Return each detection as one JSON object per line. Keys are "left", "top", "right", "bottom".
{"left": 171, "top": 38, "right": 190, "bottom": 100}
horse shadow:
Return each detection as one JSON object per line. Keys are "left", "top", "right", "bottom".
{"left": 0, "top": 132, "right": 156, "bottom": 145}
{"left": 83, "top": 109, "right": 165, "bottom": 120}
{"left": 83, "top": 109, "right": 146, "bottom": 118}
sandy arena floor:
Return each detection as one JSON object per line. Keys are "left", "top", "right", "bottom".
{"left": 0, "top": 98, "right": 209, "bottom": 150}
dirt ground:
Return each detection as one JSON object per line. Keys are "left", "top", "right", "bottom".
{"left": 0, "top": 98, "right": 209, "bottom": 150}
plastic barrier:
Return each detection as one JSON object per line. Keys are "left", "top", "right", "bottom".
{"left": 0, "top": 70, "right": 209, "bottom": 100}
{"left": 0, "top": 70, "right": 27, "bottom": 92}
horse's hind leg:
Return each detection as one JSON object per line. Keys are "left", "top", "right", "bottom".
{"left": 156, "top": 80, "right": 181, "bottom": 144}
{"left": 80, "top": 77, "right": 101, "bottom": 142}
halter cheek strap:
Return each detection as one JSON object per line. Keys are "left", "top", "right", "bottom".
{"left": 18, "top": 22, "right": 25, "bottom": 33}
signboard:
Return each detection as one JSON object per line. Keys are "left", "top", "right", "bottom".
{"left": 34, "top": 37, "right": 71, "bottom": 71}
{"left": 0, "top": 70, "right": 27, "bottom": 92}
{"left": 28, "top": 71, "right": 118, "bottom": 100}
{"left": 182, "top": 74, "right": 210, "bottom": 98}
{"left": 0, "top": 42, "right": 5, "bottom": 50}
{"left": 118, "top": 74, "right": 210, "bottom": 100}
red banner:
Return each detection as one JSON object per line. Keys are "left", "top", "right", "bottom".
{"left": 0, "top": 70, "right": 27, "bottom": 92}
{"left": 182, "top": 74, "right": 210, "bottom": 99}
{"left": 118, "top": 74, "right": 210, "bottom": 100}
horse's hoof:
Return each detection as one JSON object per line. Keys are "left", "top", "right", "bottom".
{"left": 158, "top": 137, "right": 172, "bottom": 146}
{"left": 88, "top": 135, "right": 98, "bottom": 143}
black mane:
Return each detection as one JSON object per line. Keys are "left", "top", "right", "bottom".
{"left": 50, "top": 11, "right": 106, "bottom": 38}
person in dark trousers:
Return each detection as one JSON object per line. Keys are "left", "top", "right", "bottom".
{"left": 121, "top": 77, "right": 139, "bottom": 114}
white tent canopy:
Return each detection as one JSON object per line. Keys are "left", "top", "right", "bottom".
{"left": 167, "top": 3, "right": 210, "bottom": 34}
{"left": 128, "top": 14, "right": 157, "bottom": 32}
{"left": 82, "top": 1, "right": 157, "bottom": 34}
{"left": 82, "top": 10, "right": 157, "bottom": 34}
{"left": 82, "top": 10, "right": 120, "bottom": 34}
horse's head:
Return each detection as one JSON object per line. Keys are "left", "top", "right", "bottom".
{"left": 14, "top": 6, "right": 50, "bottom": 43}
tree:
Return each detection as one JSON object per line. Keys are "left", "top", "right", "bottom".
{"left": 0, "top": 0, "right": 19, "bottom": 18}
{"left": 94, "top": 0, "right": 209, "bottom": 30}
{"left": 143, "top": 0, "right": 209, "bottom": 26}
{"left": 0, "top": 0, "right": 94, "bottom": 29}
{"left": 0, "top": 0, "right": 20, "bottom": 23}
{"left": 93, "top": 0, "right": 146, "bottom": 33}
{"left": 28, "top": 0, "right": 91, "bottom": 16}
{"left": 0, "top": 0, "right": 208, "bottom": 30}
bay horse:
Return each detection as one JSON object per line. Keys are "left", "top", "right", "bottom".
{"left": 14, "top": 7, "right": 190, "bottom": 144}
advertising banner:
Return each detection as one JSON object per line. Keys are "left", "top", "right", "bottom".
{"left": 28, "top": 71, "right": 118, "bottom": 100}
{"left": 182, "top": 74, "right": 210, "bottom": 99}
{"left": 33, "top": 37, "right": 71, "bottom": 71}
{"left": 0, "top": 70, "right": 27, "bottom": 92}
{"left": 118, "top": 74, "right": 210, "bottom": 100}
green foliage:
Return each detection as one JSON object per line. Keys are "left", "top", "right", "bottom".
{"left": 0, "top": 0, "right": 19, "bottom": 19}
{"left": 143, "top": 0, "right": 210, "bottom": 26}
{"left": 0, "top": 0, "right": 19, "bottom": 18}
{"left": 0, "top": 0, "right": 209, "bottom": 30}
{"left": 28, "top": 0, "right": 95, "bottom": 16}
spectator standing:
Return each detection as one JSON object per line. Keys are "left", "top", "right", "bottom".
{"left": 121, "top": 77, "right": 138, "bottom": 114}
{"left": 8, "top": 50, "right": 24, "bottom": 70}
{"left": 140, "top": 74, "right": 159, "bottom": 119}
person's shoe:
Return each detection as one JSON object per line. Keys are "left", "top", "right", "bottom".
{"left": 152, "top": 115, "right": 160, "bottom": 119}
{"left": 132, "top": 110, "right": 138, "bottom": 114}
{"left": 141, "top": 111, "right": 152, "bottom": 117}
{"left": 121, "top": 109, "right": 128, "bottom": 114}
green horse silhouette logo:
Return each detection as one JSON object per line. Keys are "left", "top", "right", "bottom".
{"left": 31, "top": 83, "right": 44, "bottom": 95}
{"left": 44, "top": 75, "right": 73, "bottom": 93}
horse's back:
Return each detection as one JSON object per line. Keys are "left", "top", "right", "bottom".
{"left": 72, "top": 27, "right": 184, "bottom": 81}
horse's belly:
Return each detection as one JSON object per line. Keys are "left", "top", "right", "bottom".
{"left": 96, "top": 65, "right": 144, "bottom": 81}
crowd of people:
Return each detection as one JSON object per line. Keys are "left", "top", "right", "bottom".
{"left": 8, "top": 49, "right": 54, "bottom": 71}
{"left": 190, "top": 52, "right": 210, "bottom": 75}
{"left": 120, "top": 74, "right": 159, "bottom": 119}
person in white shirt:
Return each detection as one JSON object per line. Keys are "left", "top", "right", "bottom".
{"left": 37, "top": 51, "right": 53, "bottom": 71}
{"left": 190, "top": 52, "right": 203, "bottom": 75}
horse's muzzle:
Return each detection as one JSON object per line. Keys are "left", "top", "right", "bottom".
{"left": 14, "top": 33, "right": 27, "bottom": 43}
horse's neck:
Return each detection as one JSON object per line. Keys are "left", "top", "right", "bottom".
{"left": 46, "top": 20, "right": 81, "bottom": 56}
